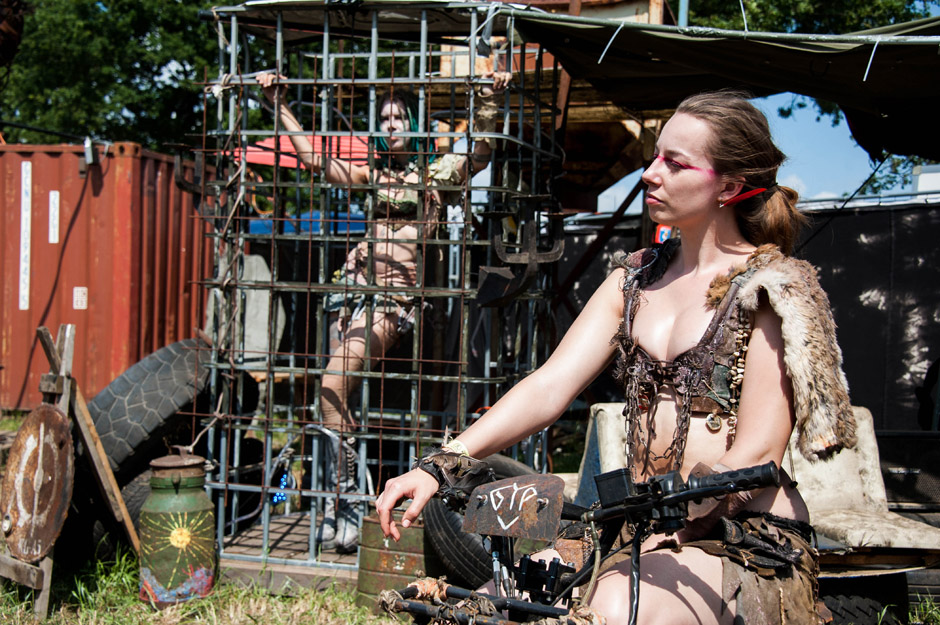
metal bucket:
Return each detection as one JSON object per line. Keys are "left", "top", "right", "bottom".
{"left": 356, "top": 509, "right": 446, "bottom": 612}
{"left": 138, "top": 451, "right": 216, "bottom": 607}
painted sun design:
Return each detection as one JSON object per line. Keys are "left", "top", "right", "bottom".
{"left": 169, "top": 526, "right": 192, "bottom": 549}
{"left": 141, "top": 510, "right": 214, "bottom": 588}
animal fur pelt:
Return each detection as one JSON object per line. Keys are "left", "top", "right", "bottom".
{"left": 709, "top": 244, "right": 857, "bottom": 461}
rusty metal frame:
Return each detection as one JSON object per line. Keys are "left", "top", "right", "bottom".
{"left": 196, "top": 3, "right": 564, "bottom": 572}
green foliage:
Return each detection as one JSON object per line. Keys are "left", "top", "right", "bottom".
{"left": 0, "top": 0, "right": 221, "bottom": 150}
{"left": 689, "top": 0, "right": 937, "bottom": 34}
{"left": 0, "top": 0, "right": 428, "bottom": 150}
{"left": 0, "top": 412, "right": 25, "bottom": 432}
{"left": 912, "top": 594, "right": 940, "bottom": 624}
{"left": 858, "top": 154, "right": 931, "bottom": 194}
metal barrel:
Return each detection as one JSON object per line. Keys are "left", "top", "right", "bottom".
{"left": 139, "top": 453, "right": 216, "bottom": 608}
{"left": 356, "top": 508, "right": 447, "bottom": 613}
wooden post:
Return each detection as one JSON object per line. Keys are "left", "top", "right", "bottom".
{"left": 649, "top": 0, "right": 664, "bottom": 25}
{"left": 35, "top": 553, "right": 54, "bottom": 617}
{"left": 36, "top": 326, "right": 141, "bottom": 554}
{"left": 554, "top": 0, "right": 582, "bottom": 132}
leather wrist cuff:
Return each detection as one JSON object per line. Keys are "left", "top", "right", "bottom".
{"left": 473, "top": 90, "right": 499, "bottom": 149}
{"left": 414, "top": 447, "right": 495, "bottom": 507}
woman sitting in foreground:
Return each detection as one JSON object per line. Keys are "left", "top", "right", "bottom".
{"left": 376, "top": 90, "right": 856, "bottom": 625}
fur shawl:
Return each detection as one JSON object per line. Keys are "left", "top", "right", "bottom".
{"left": 708, "top": 244, "right": 857, "bottom": 461}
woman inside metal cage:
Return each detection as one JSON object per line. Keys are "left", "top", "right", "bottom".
{"left": 258, "top": 70, "right": 511, "bottom": 553}
{"left": 376, "top": 90, "right": 857, "bottom": 624}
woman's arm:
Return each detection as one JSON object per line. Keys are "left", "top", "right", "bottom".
{"left": 257, "top": 73, "right": 369, "bottom": 185}
{"left": 458, "top": 71, "right": 512, "bottom": 179}
{"left": 376, "top": 268, "right": 626, "bottom": 539}
{"left": 679, "top": 294, "right": 795, "bottom": 539}
{"left": 720, "top": 295, "right": 795, "bottom": 470}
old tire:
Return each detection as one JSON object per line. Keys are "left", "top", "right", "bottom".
{"left": 120, "top": 470, "right": 153, "bottom": 529}
{"left": 87, "top": 338, "right": 211, "bottom": 484}
{"left": 424, "top": 454, "right": 537, "bottom": 588}
{"left": 822, "top": 594, "right": 903, "bottom": 625}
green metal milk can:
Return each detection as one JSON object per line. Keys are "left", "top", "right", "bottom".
{"left": 138, "top": 450, "right": 216, "bottom": 607}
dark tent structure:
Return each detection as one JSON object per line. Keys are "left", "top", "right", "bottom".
{"left": 508, "top": 11, "right": 940, "bottom": 162}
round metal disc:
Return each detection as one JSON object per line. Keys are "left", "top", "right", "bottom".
{"left": 0, "top": 403, "right": 74, "bottom": 563}
{"left": 705, "top": 413, "right": 723, "bottom": 432}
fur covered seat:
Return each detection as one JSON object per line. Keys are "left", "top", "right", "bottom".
{"left": 784, "top": 405, "right": 940, "bottom": 550}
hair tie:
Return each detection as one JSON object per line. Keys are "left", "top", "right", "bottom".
{"left": 720, "top": 187, "right": 767, "bottom": 208}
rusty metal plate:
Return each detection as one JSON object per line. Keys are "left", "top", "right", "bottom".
{"left": 462, "top": 474, "right": 564, "bottom": 542}
{"left": 0, "top": 403, "right": 74, "bottom": 563}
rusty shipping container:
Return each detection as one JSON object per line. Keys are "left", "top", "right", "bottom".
{"left": 0, "top": 142, "right": 210, "bottom": 410}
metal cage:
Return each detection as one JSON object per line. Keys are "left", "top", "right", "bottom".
{"left": 196, "top": 1, "right": 565, "bottom": 571}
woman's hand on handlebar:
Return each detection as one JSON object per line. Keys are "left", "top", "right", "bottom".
{"left": 375, "top": 468, "right": 440, "bottom": 541}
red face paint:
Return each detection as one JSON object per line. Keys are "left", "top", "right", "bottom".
{"left": 652, "top": 153, "right": 715, "bottom": 176}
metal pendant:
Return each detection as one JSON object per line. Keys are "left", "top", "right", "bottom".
{"left": 705, "top": 413, "right": 722, "bottom": 432}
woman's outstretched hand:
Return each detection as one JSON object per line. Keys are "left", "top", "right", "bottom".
{"left": 257, "top": 71, "right": 286, "bottom": 103}
{"left": 375, "top": 468, "right": 440, "bottom": 541}
{"left": 480, "top": 70, "right": 512, "bottom": 96}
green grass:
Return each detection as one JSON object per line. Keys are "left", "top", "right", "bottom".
{"left": 0, "top": 411, "right": 25, "bottom": 432}
{"left": 0, "top": 548, "right": 398, "bottom": 625}
{"left": 1, "top": 541, "right": 937, "bottom": 624}
{"left": 912, "top": 595, "right": 940, "bottom": 625}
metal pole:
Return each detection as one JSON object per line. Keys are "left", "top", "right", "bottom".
{"left": 228, "top": 16, "right": 238, "bottom": 134}
{"left": 418, "top": 10, "right": 427, "bottom": 132}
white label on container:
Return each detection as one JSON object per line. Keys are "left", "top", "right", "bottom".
{"left": 48, "top": 190, "right": 60, "bottom": 244}
{"left": 19, "top": 161, "right": 32, "bottom": 311}
{"left": 73, "top": 286, "right": 88, "bottom": 310}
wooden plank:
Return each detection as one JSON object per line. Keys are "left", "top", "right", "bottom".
{"left": 648, "top": 0, "right": 664, "bottom": 24}
{"left": 0, "top": 553, "right": 43, "bottom": 589}
{"left": 35, "top": 326, "right": 141, "bottom": 554}
{"left": 37, "top": 327, "right": 61, "bottom": 372}
{"left": 38, "top": 375, "right": 64, "bottom": 395}
{"left": 54, "top": 325, "right": 75, "bottom": 416}
{"left": 71, "top": 386, "right": 141, "bottom": 554}
{"left": 34, "top": 554, "right": 53, "bottom": 618}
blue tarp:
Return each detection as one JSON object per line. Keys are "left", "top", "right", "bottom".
{"left": 248, "top": 210, "right": 367, "bottom": 235}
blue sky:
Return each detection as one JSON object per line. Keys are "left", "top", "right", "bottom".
{"left": 598, "top": 92, "right": 883, "bottom": 213}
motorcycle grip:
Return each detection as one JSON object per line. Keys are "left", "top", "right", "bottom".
{"left": 687, "top": 461, "right": 780, "bottom": 493}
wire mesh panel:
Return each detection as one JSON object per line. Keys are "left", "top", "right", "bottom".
{"left": 196, "top": 1, "right": 563, "bottom": 570}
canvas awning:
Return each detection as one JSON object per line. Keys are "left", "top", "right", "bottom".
{"left": 508, "top": 11, "right": 940, "bottom": 161}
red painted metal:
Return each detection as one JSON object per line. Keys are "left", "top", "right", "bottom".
{"left": 0, "top": 143, "right": 210, "bottom": 410}
{"left": 242, "top": 134, "right": 371, "bottom": 168}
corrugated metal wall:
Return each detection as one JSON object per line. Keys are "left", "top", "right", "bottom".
{"left": 0, "top": 142, "right": 210, "bottom": 410}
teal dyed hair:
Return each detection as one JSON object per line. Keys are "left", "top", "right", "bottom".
{"left": 373, "top": 89, "right": 435, "bottom": 167}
